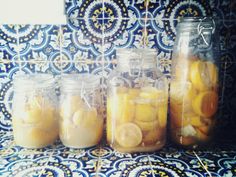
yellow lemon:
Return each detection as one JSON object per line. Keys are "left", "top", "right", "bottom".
{"left": 190, "top": 115, "right": 203, "bottom": 127}
{"left": 192, "top": 91, "right": 218, "bottom": 117}
{"left": 206, "top": 61, "right": 218, "bottom": 87}
{"left": 173, "top": 54, "right": 197, "bottom": 81}
{"left": 139, "top": 87, "right": 162, "bottom": 99}
{"left": 134, "top": 120, "right": 159, "bottom": 131}
{"left": 135, "top": 103, "right": 156, "bottom": 122}
{"left": 24, "top": 108, "right": 42, "bottom": 124}
{"left": 128, "top": 88, "right": 140, "bottom": 98}
{"left": 72, "top": 109, "right": 84, "bottom": 125}
{"left": 83, "top": 108, "right": 98, "bottom": 128}
{"left": 28, "top": 128, "right": 50, "bottom": 147}
{"left": 170, "top": 81, "right": 197, "bottom": 105}
{"left": 60, "top": 96, "right": 83, "bottom": 119}
{"left": 190, "top": 60, "right": 218, "bottom": 91}
{"left": 73, "top": 107, "right": 98, "bottom": 128}
{"left": 196, "top": 128, "right": 210, "bottom": 142}
{"left": 157, "top": 105, "right": 167, "bottom": 128}
{"left": 115, "top": 123, "right": 142, "bottom": 148}
{"left": 41, "top": 107, "right": 57, "bottom": 130}
{"left": 108, "top": 93, "right": 135, "bottom": 124}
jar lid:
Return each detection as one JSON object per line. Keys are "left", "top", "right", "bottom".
{"left": 61, "top": 74, "right": 101, "bottom": 92}
{"left": 13, "top": 74, "right": 55, "bottom": 91}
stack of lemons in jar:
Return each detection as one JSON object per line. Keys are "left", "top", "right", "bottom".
{"left": 59, "top": 90, "right": 103, "bottom": 148}
{"left": 107, "top": 86, "right": 168, "bottom": 152}
{"left": 12, "top": 95, "right": 58, "bottom": 148}
{"left": 170, "top": 55, "right": 218, "bottom": 146}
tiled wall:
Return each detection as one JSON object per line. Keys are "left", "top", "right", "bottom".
{"left": 0, "top": 0, "right": 235, "bottom": 141}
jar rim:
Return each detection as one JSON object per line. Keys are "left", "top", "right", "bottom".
{"left": 13, "top": 74, "right": 55, "bottom": 91}
{"left": 60, "top": 74, "right": 101, "bottom": 92}
{"left": 116, "top": 48, "right": 157, "bottom": 69}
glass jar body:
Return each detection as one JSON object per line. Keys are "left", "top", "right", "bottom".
{"left": 12, "top": 75, "right": 58, "bottom": 148}
{"left": 59, "top": 75, "right": 103, "bottom": 148}
{"left": 170, "top": 17, "right": 219, "bottom": 148}
{"left": 107, "top": 49, "right": 168, "bottom": 153}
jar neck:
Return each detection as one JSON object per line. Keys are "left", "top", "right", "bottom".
{"left": 117, "top": 49, "right": 157, "bottom": 72}
{"left": 13, "top": 74, "right": 55, "bottom": 92}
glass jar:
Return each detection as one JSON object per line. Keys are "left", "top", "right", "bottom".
{"left": 107, "top": 49, "right": 168, "bottom": 153}
{"left": 12, "top": 74, "right": 58, "bottom": 148}
{"left": 59, "top": 74, "right": 103, "bottom": 148}
{"left": 170, "top": 17, "right": 219, "bottom": 148}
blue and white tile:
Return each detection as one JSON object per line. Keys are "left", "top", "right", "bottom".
{"left": 66, "top": 0, "right": 148, "bottom": 19}
{"left": 66, "top": 0, "right": 103, "bottom": 19}
{"left": 41, "top": 147, "right": 104, "bottom": 176}
{"left": 161, "top": 0, "right": 212, "bottom": 20}
{"left": 148, "top": 153, "right": 205, "bottom": 176}
{"left": 63, "top": 20, "right": 103, "bottom": 60}
{"left": 103, "top": 17, "right": 146, "bottom": 69}
{"left": 18, "top": 25, "right": 60, "bottom": 64}
{"left": 0, "top": 153, "right": 51, "bottom": 177}
{"left": 0, "top": 25, "right": 19, "bottom": 57}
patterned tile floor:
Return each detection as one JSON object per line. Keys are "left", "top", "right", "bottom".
{"left": 0, "top": 132, "right": 235, "bottom": 177}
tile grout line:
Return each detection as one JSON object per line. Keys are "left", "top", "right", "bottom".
{"left": 96, "top": 0, "right": 105, "bottom": 174}
{"left": 38, "top": 150, "right": 54, "bottom": 177}
{"left": 16, "top": 25, "right": 22, "bottom": 73}
{"left": 193, "top": 151, "right": 212, "bottom": 177}
{"left": 147, "top": 155, "right": 156, "bottom": 177}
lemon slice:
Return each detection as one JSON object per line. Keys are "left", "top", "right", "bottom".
{"left": 192, "top": 91, "right": 218, "bottom": 117}
{"left": 135, "top": 103, "right": 156, "bottom": 122}
{"left": 115, "top": 123, "right": 142, "bottom": 148}
{"left": 23, "top": 108, "right": 42, "bottom": 124}
{"left": 135, "top": 120, "right": 159, "bottom": 131}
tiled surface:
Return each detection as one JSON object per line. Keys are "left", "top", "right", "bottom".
{"left": 0, "top": 132, "right": 236, "bottom": 176}
{"left": 0, "top": 0, "right": 236, "bottom": 176}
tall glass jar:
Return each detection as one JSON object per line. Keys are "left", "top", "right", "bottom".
{"left": 12, "top": 74, "right": 59, "bottom": 148}
{"left": 59, "top": 74, "right": 103, "bottom": 148}
{"left": 107, "top": 49, "right": 168, "bottom": 153}
{"left": 170, "top": 17, "right": 219, "bottom": 148}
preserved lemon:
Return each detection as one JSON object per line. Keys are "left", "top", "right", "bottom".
{"left": 135, "top": 103, "right": 156, "bottom": 122}
{"left": 134, "top": 119, "right": 159, "bottom": 131}
{"left": 190, "top": 60, "right": 218, "bottom": 91}
{"left": 60, "top": 96, "right": 84, "bottom": 119}
{"left": 192, "top": 91, "right": 218, "bottom": 117}
{"left": 115, "top": 123, "right": 142, "bottom": 148}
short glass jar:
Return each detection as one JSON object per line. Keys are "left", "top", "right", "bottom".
{"left": 59, "top": 74, "right": 103, "bottom": 148}
{"left": 107, "top": 49, "right": 168, "bottom": 153}
{"left": 12, "top": 74, "right": 59, "bottom": 148}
